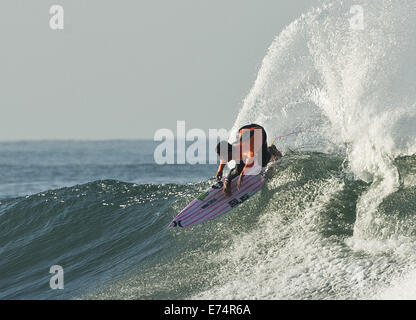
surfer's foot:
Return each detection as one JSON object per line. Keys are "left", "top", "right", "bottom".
{"left": 223, "top": 180, "right": 232, "bottom": 197}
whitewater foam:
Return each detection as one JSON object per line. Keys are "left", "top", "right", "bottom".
{"left": 232, "top": 0, "right": 416, "bottom": 240}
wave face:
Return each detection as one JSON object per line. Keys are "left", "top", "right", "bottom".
{"left": 0, "top": 180, "right": 180, "bottom": 299}
{"left": 2, "top": 0, "right": 416, "bottom": 300}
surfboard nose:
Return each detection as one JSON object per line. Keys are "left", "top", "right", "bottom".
{"left": 169, "top": 220, "right": 183, "bottom": 228}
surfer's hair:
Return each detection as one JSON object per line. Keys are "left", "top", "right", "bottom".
{"left": 216, "top": 141, "right": 232, "bottom": 157}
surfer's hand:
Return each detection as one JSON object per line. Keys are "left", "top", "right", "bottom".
{"left": 216, "top": 170, "right": 223, "bottom": 181}
{"left": 237, "top": 175, "right": 244, "bottom": 190}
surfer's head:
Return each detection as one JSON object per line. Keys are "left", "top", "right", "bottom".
{"left": 216, "top": 141, "right": 233, "bottom": 162}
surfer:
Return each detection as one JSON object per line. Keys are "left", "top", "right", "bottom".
{"left": 215, "top": 124, "right": 282, "bottom": 196}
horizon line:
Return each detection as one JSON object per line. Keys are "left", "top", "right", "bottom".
{"left": 0, "top": 137, "right": 228, "bottom": 143}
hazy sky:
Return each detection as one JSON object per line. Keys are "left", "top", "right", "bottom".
{"left": 0, "top": 0, "right": 319, "bottom": 140}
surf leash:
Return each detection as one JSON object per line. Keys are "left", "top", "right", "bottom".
{"left": 270, "top": 130, "right": 303, "bottom": 147}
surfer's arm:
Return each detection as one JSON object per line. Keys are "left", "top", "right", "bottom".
{"left": 240, "top": 157, "right": 255, "bottom": 176}
{"left": 237, "top": 162, "right": 251, "bottom": 189}
{"left": 237, "top": 172, "right": 244, "bottom": 190}
{"left": 237, "top": 159, "right": 255, "bottom": 189}
{"left": 216, "top": 162, "right": 226, "bottom": 180}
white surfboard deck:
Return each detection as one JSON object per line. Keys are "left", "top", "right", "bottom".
{"left": 169, "top": 169, "right": 266, "bottom": 228}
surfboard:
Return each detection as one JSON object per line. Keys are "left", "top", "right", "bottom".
{"left": 169, "top": 171, "right": 265, "bottom": 228}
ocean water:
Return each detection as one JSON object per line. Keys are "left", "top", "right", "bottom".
{"left": 2, "top": 0, "right": 416, "bottom": 300}
{"left": 0, "top": 140, "right": 216, "bottom": 201}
